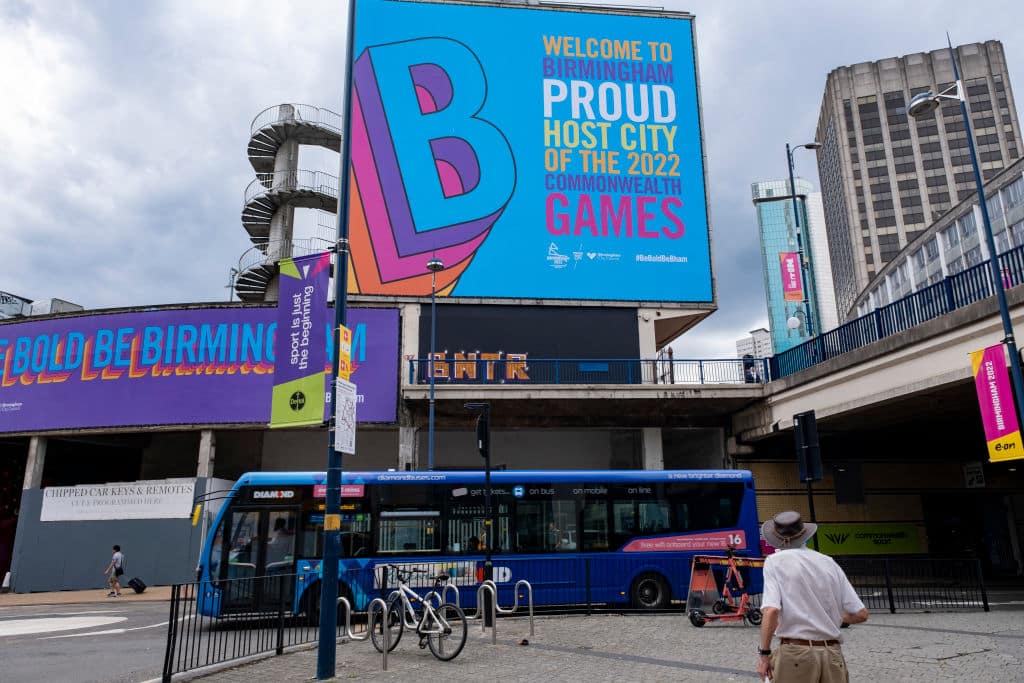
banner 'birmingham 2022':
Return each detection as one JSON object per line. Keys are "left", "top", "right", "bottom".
{"left": 347, "top": 0, "right": 711, "bottom": 303}
{"left": 0, "top": 306, "right": 399, "bottom": 433}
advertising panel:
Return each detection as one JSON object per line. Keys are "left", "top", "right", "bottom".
{"left": 970, "top": 344, "right": 1024, "bottom": 462}
{"left": 348, "top": 0, "right": 711, "bottom": 303}
{"left": 815, "top": 523, "right": 926, "bottom": 555}
{"left": 40, "top": 479, "right": 196, "bottom": 522}
{"left": 270, "top": 253, "right": 331, "bottom": 428}
{"left": 779, "top": 252, "right": 803, "bottom": 302}
{"left": 417, "top": 305, "right": 640, "bottom": 383}
{"left": 0, "top": 306, "right": 399, "bottom": 433}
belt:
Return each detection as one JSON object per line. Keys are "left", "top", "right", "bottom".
{"left": 780, "top": 638, "right": 840, "bottom": 647}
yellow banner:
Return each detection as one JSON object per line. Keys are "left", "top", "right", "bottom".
{"left": 338, "top": 325, "right": 353, "bottom": 381}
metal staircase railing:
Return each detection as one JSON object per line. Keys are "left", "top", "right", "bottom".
{"left": 250, "top": 103, "right": 343, "bottom": 138}
{"left": 244, "top": 170, "right": 339, "bottom": 205}
{"left": 233, "top": 238, "right": 334, "bottom": 301}
{"left": 237, "top": 237, "right": 334, "bottom": 275}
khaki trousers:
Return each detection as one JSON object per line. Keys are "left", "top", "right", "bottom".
{"left": 770, "top": 642, "right": 849, "bottom": 683}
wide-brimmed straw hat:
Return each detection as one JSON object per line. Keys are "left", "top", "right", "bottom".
{"left": 762, "top": 511, "right": 817, "bottom": 549}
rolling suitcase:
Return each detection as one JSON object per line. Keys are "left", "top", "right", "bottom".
{"left": 127, "top": 577, "right": 146, "bottom": 594}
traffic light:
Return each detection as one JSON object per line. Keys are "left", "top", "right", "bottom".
{"left": 793, "top": 410, "right": 823, "bottom": 482}
{"left": 465, "top": 402, "right": 491, "bottom": 460}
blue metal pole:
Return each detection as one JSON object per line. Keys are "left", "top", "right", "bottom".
{"left": 948, "top": 41, "right": 1024, "bottom": 426}
{"left": 428, "top": 269, "right": 437, "bottom": 470}
{"left": 317, "top": 0, "right": 358, "bottom": 677}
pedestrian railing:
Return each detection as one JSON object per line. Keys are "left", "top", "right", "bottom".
{"left": 161, "top": 573, "right": 350, "bottom": 682}
{"left": 772, "top": 242, "right": 1024, "bottom": 379}
{"left": 407, "top": 357, "right": 772, "bottom": 386}
{"left": 837, "top": 556, "right": 989, "bottom": 613}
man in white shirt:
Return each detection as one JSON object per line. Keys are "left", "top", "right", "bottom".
{"left": 757, "top": 512, "right": 868, "bottom": 682}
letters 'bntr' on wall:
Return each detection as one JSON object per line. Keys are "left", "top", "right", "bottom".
{"left": 348, "top": 0, "right": 713, "bottom": 304}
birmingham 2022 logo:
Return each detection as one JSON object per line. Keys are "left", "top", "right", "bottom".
{"left": 350, "top": 38, "right": 516, "bottom": 296}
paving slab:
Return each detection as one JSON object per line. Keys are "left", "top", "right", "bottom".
{"left": 190, "top": 611, "right": 1024, "bottom": 683}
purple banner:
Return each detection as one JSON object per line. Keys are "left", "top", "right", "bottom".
{"left": 0, "top": 306, "right": 399, "bottom": 433}
{"left": 270, "top": 253, "right": 331, "bottom": 427}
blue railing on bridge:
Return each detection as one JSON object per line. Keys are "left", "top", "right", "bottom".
{"left": 771, "top": 242, "right": 1024, "bottom": 379}
{"left": 407, "top": 357, "right": 771, "bottom": 386}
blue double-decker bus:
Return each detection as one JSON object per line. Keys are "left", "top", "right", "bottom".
{"left": 197, "top": 469, "right": 761, "bottom": 619}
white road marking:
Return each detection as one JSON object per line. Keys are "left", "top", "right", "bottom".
{"left": 0, "top": 616, "right": 128, "bottom": 637}
{"left": 40, "top": 614, "right": 196, "bottom": 640}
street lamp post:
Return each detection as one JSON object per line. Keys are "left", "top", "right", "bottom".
{"left": 786, "top": 141, "right": 822, "bottom": 337}
{"left": 426, "top": 257, "right": 445, "bottom": 471}
{"left": 907, "top": 38, "right": 1024, "bottom": 427}
{"left": 317, "top": 0, "right": 358, "bottom": 678}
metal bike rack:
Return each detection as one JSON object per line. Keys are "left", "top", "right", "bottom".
{"left": 473, "top": 579, "right": 534, "bottom": 640}
{"left": 338, "top": 596, "right": 390, "bottom": 671}
{"left": 476, "top": 582, "right": 498, "bottom": 644}
{"left": 442, "top": 582, "right": 461, "bottom": 608}
{"left": 423, "top": 582, "right": 461, "bottom": 609}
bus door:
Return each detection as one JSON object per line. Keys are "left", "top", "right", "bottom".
{"left": 221, "top": 507, "right": 300, "bottom": 613}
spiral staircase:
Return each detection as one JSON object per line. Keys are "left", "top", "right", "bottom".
{"left": 234, "top": 104, "right": 344, "bottom": 302}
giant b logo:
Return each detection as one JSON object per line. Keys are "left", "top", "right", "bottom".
{"left": 349, "top": 38, "right": 516, "bottom": 295}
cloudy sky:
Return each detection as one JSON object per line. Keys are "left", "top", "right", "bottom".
{"left": 2, "top": 0, "right": 1022, "bottom": 357}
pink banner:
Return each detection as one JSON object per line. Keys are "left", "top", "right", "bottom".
{"left": 313, "top": 484, "right": 365, "bottom": 498}
{"left": 779, "top": 252, "right": 803, "bottom": 302}
{"left": 971, "top": 345, "right": 1024, "bottom": 462}
{"left": 622, "top": 529, "right": 746, "bottom": 553}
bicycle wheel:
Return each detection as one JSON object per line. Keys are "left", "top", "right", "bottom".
{"left": 369, "top": 595, "right": 404, "bottom": 653}
{"left": 425, "top": 603, "right": 468, "bottom": 661}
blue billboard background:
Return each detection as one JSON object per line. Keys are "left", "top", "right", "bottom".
{"left": 350, "top": 0, "right": 712, "bottom": 303}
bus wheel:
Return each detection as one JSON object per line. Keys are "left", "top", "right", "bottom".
{"left": 630, "top": 572, "right": 670, "bottom": 610}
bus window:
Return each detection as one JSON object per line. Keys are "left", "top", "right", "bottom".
{"left": 228, "top": 511, "right": 259, "bottom": 579}
{"left": 208, "top": 523, "right": 225, "bottom": 580}
{"left": 514, "top": 499, "right": 576, "bottom": 553}
{"left": 668, "top": 483, "right": 744, "bottom": 532}
{"left": 265, "top": 511, "right": 297, "bottom": 572}
{"left": 302, "top": 513, "right": 325, "bottom": 558}
{"left": 446, "top": 499, "right": 510, "bottom": 554}
{"left": 638, "top": 502, "right": 670, "bottom": 534}
{"left": 582, "top": 501, "right": 609, "bottom": 551}
{"left": 378, "top": 510, "right": 441, "bottom": 553}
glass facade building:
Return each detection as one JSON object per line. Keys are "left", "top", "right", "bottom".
{"left": 853, "top": 159, "right": 1024, "bottom": 315}
{"left": 816, "top": 41, "right": 1022, "bottom": 318}
{"left": 752, "top": 178, "right": 823, "bottom": 354}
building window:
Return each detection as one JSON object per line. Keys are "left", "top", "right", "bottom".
{"left": 942, "top": 225, "right": 960, "bottom": 250}
{"left": 1003, "top": 177, "right": 1024, "bottom": 210}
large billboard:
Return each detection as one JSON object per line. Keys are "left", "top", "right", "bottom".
{"left": 348, "top": 0, "right": 712, "bottom": 304}
{"left": 0, "top": 306, "right": 399, "bottom": 433}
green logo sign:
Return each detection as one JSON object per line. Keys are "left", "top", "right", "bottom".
{"left": 816, "top": 524, "right": 925, "bottom": 555}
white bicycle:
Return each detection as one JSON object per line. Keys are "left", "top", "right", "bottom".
{"left": 369, "top": 564, "right": 468, "bottom": 661}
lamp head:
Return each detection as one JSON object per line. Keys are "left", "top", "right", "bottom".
{"left": 787, "top": 316, "right": 802, "bottom": 330}
{"left": 908, "top": 91, "right": 940, "bottom": 118}
{"left": 426, "top": 257, "right": 445, "bottom": 273}
{"left": 803, "top": 141, "right": 822, "bottom": 150}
